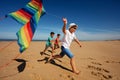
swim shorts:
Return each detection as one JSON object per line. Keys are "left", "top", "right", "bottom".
{"left": 60, "top": 46, "right": 74, "bottom": 58}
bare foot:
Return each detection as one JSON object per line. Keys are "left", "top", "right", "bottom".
{"left": 48, "top": 56, "right": 53, "bottom": 62}
{"left": 73, "top": 71, "right": 80, "bottom": 75}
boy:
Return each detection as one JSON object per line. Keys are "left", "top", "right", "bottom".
{"left": 41, "top": 32, "right": 55, "bottom": 56}
{"left": 49, "top": 18, "right": 82, "bottom": 75}
{"left": 54, "top": 34, "right": 61, "bottom": 50}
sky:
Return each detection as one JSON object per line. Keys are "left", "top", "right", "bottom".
{"left": 0, "top": 0, "right": 120, "bottom": 40}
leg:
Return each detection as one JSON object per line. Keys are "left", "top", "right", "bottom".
{"left": 41, "top": 45, "right": 48, "bottom": 55}
{"left": 56, "top": 44, "right": 60, "bottom": 49}
{"left": 54, "top": 44, "right": 56, "bottom": 50}
{"left": 57, "top": 44, "right": 60, "bottom": 48}
{"left": 48, "top": 46, "right": 65, "bottom": 61}
{"left": 61, "top": 46, "right": 80, "bottom": 75}
{"left": 48, "top": 45, "right": 56, "bottom": 61}
{"left": 43, "top": 47, "right": 48, "bottom": 53}
{"left": 70, "top": 57, "right": 80, "bottom": 75}
{"left": 53, "top": 46, "right": 65, "bottom": 59}
{"left": 48, "top": 54, "right": 62, "bottom": 62}
{"left": 50, "top": 45, "right": 55, "bottom": 56}
{"left": 53, "top": 54, "right": 63, "bottom": 58}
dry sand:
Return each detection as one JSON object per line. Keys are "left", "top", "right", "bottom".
{"left": 0, "top": 41, "right": 120, "bottom": 80}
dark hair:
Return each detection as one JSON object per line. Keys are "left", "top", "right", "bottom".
{"left": 50, "top": 32, "right": 55, "bottom": 35}
{"left": 57, "top": 34, "right": 60, "bottom": 36}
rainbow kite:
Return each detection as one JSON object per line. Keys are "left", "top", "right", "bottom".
{"left": 8, "top": 0, "right": 45, "bottom": 53}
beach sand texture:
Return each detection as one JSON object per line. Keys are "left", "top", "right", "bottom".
{"left": 0, "top": 41, "right": 120, "bottom": 80}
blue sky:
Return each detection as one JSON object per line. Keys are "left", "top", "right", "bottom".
{"left": 0, "top": 0, "right": 120, "bottom": 40}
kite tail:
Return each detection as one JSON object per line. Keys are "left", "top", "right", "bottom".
{"left": 16, "top": 32, "right": 27, "bottom": 53}
{"left": 16, "top": 21, "right": 34, "bottom": 53}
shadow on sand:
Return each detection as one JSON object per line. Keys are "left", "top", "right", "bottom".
{"left": 37, "top": 57, "right": 72, "bottom": 73}
{"left": 14, "top": 59, "right": 27, "bottom": 73}
{"left": 0, "top": 59, "right": 27, "bottom": 79}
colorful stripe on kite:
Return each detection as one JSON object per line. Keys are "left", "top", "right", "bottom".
{"left": 8, "top": 0, "right": 45, "bottom": 53}
{"left": 8, "top": 0, "right": 44, "bottom": 25}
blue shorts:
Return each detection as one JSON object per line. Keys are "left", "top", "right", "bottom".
{"left": 60, "top": 46, "right": 74, "bottom": 58}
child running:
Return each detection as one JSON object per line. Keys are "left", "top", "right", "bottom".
{"left": 41, "top": 32, "right": 55, "bottom": 57}
{"left": 54, "top": 34, "right": 61, "bottom": 50}
{"left": 48, "top": 18, "right": 82, "bottom": 75}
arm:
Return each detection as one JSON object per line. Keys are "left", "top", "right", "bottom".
{"left": 51, "top": 40, "right": 55, "bottom": 42}
{"left": 48, "top": 37, "right": 54, "bottom": 43}
{"left": 62, "top": 18, "right": 67, "bottom": 34}
{"left": 74, "top": 38, "right": 82, "bottom": 47}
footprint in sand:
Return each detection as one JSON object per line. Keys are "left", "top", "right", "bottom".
{"left": 59, "top": 74, "right": 75, "bottom": 80}
{"left": 67, "top": 75, "right": 75, "bottom": 80}
{"left": 105, "top": 60, "right": 120, "bottom": 64}
{"left": 87, "top": 57, "right": 96, "bottom": 60}
{"left": 91, "top": 71, "right": 112, "bottom": 80}
{"left": 87, "top": 65, "right": 110, "bottom": 73}
{"left": 103, "top": 69, "right": 110, "bottom": 73}
{"left": 87, "top": 65, "right": 112, "bottom": 80}
{"left": 91, "top": 62, "right": 102, "bottom": 66}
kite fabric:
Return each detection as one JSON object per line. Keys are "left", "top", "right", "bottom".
{"left": 8, "top": 0, "right": 45, "bottom": 53}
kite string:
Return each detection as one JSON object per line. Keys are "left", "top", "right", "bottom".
{"left": 0, "top": 41, "right": 21, "bottom": 71}
{"left": 0, "top": 41, "right": 14, "bottom": 52}
{"left": 0, "top": 53, "right": 21, "bottom": 71}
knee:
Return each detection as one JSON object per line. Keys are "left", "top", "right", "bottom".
{"left": 70, "top": 56, "right": 75, "bottom": 61}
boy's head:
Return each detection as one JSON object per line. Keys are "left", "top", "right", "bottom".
{"left": 69, "top": 23, "right": 78, "bottom": 33}
{"left": 57, "top": 34, "right": 60, "bottom": 36}
{"left": 50, "top": 32, "right": 55, "bottom": 38}
{"left": 57, "top": 34, "right": 60, "bottom": 38}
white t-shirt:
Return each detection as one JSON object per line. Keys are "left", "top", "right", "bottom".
{"left": 62, "top": 30, "right": 77, "bottom": 49}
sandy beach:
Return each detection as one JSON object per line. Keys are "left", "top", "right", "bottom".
{"left": 0, "top": 40, "right": 120, "bottom": 80}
